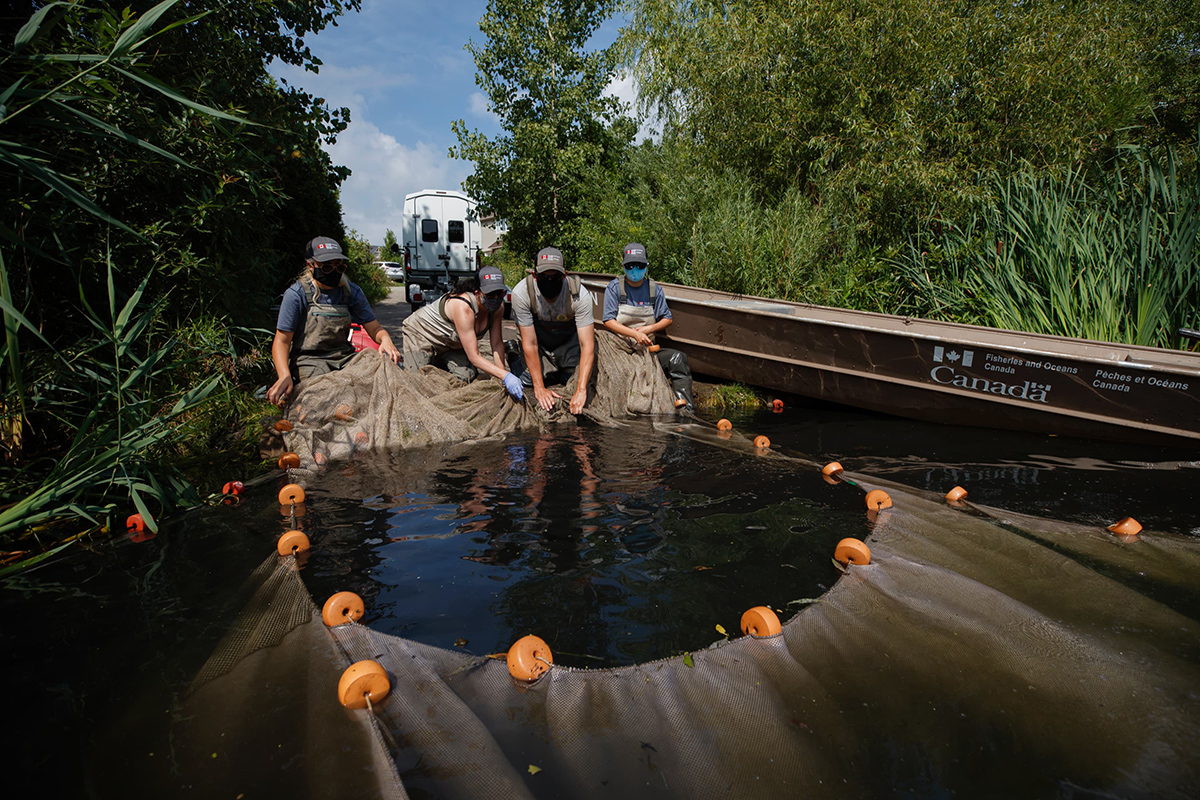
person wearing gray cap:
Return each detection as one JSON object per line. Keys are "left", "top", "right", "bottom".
{"left": 267, "top": 235, "right": 401, "bottom": 406}
{"left": 400, "top": 267, "right": 523, "bottom": 399}
{"left": 507, "top": 246, "right": 595, "bottom": 414}
{"left": 601, "top": 242, "right": 694, "bottom": 412}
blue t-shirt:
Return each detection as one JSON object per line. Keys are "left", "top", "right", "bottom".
{"left": 601, "top": 278, "right": 672, "bottom": 322}
{"left": 275, "top": 279, "right": 376, "bottom": 333}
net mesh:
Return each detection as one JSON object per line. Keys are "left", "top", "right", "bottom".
{"left": 281, "top": 331, "right": 678, "bottom": 480}
{"left": 184, "top": 426, "right": 1200, "bottom": 799}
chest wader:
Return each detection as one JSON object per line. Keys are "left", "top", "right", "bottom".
{"left": 510, "top": 274, "right": 583, "bottom": 387}
{"left": 616, "top": 279, "right": 694, "bottom": 411}
{"left": 402, "top": 294, "right": 494, "bottom": 382}
{"left": 290, "top": 275, "right": 357, "bottom": 381}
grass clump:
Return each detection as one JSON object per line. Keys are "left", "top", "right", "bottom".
{"left": 696, "top": 382, "right": 765, "bottom": 411}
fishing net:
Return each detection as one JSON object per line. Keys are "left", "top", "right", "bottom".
{"left": 280, "top": 331, "right": 678, "bottom": 480}
{"left": 182, "top": 423, "right": 1200, "bottom": 799}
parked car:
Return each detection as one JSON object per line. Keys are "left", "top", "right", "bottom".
{"left": 375, "top": 261, "right": 404, "bottom": 281}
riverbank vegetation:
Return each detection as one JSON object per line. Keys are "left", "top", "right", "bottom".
{"left": 459, "top": 0, "right": 1199, "bottom": 347}
{"left": 0, "top": 0, "right": 359, "bottom": 558}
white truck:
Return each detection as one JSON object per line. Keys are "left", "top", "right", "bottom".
{"left": 401, "top": 190, "right": 483, "bottom": 314}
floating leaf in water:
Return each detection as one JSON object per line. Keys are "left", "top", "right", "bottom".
{"left": 715, "top": 624, "right": 727, "bottom": 636}
{"left": 693, "top": 565, "right": 711, "bottom": 571}
{"left": 683, "top": 653, "right": 694, "bottom": 668}
{"left": 528, "top": 764, "right": 542, "bottom": 775}
{"left": 453, "top": 638, "right": 468, "bottom": 647}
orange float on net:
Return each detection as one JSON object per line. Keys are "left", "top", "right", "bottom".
{"left": 337, "top": 660, "right": 390, "bottom": 709}
{"left": 278, "top": 483, "right": 306, "bottom": 505}
{"left": 222, "top": 480, "right": 244, "bottom": 497}
{"left": 322, "top": 591, "right": 365, "bottom": 627}
{"left": 834, "top": 538, "right": 871, "bottom": 566}
{"left": 335, "top": 403, "right": 354, "bottom": 421}
{"left": 717, "top": 419, "right": 733, "bottom": 432}
{"left": 822, "top": 462, "right": 843, "bottom": 477}
{"left": 507, "top": 634, "right": 553, "bottom": 682}
{"left": 865, "top": 490, "right": 893, "bottom": 511}
{"left": 354, "top": 431, "right": 369, "bottom": 446}
{"left": 313, "top": 452, "right": 327, "bottom": 466}
{"left": 1107, "top": 517, "right": 1142, "bottom": 538}
{"left": 278, "top": 452, "right": 301, "bottom": 470}
{"left": 276, "top": 529, "right": 310, "bottom": 557}
{"left": 945, "top": 486, "right": 968, "bottom": 503}
{"left": 274, "top": 419, "right": 293, "bottom": 432}
{"left": 648, "top": 344, "right": 661, "bottom": 353}
{"left": 126, "top": 514, "right": 145, "bottom": 533}
{"left": 771, "top": 399, "right": 784, "bottom": 412}
{"left": 740, "top": 606, "right": 782, "bottom": 637}
{"left": 754, "top": 435, "right": 771, "bottom": 449}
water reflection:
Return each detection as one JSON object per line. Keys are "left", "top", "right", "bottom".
{"left": 299, "top": 421, "right": 851, "bottom": 666}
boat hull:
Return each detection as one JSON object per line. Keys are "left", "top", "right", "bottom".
{"left": 581, "top": 275, "right": 1200, "bottom": 448}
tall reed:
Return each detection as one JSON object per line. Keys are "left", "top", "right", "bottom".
{"left": 893, "top": 141, "right": 1199, "bottom": 348}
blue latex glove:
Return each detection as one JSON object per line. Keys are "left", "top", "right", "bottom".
{"left": 502, "top": 371, "right": 524, "bottom": 400}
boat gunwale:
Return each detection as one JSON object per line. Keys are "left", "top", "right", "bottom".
{"left": 578, "top": 273, "right": 1200, "bottom": 375}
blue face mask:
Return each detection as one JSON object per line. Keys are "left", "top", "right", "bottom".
{"left": 624, "top": 266, "right": 647, "bottom": 282}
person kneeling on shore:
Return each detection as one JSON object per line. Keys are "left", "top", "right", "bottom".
{"left": 267, "top": 236, "right": 400, "bottom": 406}
{"left": 602, "top": 242, "right": 694, "bottom": 412}
{"left": 401, "top": 267, "right": 523, "bottom": 399}
{"left": 507, "top": 246, "right": 595, "bottom": 414}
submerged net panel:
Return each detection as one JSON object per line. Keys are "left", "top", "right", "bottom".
{"left": 185, "top": 432, "right": 1200, "bottom": 799}
{"left": 281, "top": 332, "right": 678, "bottom": 480}
{"left": 178, "top": 556, "right": 409, "bottom": 800}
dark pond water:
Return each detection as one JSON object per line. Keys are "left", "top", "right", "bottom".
{"left": 2, "top": 401, "right": 1197, "bottom": 796}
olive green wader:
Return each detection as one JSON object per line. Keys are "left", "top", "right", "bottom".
{"left": 615, "top": 279, "right": 694, "bottom": 410}
{"left": 401, "top": 294, "right": 496, "bottom": 382}
{"left": 289, "top": 273, "right": 357, "bottom": 381}
{"left": 506, "top": 274, "right": 584, "bottom": 388}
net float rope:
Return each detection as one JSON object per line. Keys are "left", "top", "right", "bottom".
{"left": 274, "top": 419, "right": 293, "bottom": 432}
{"left": 754, "top": 435, "right": 771, "bottom": 449}
{"left": 945, "top": 486, "right": 968, "bottom": 503}
{"left": 337, "top": 660, "right": 391, "bottom": 709}
{"left": 276, "top": 529, "right": 310, "bottom": 557}
{"left": 648, "top": 344, "right": 661, "bottom": 353}
{"left": 865, "top": 490, "right": 892, "bottom": 511}
{"left": 335, "top": 403, "right": 354, "bottom": 421}
{"left": 834, "top": 538, "right": 872, "bottom": 566}
{"left": 278, "top": 452, "right": 301, "bottom": 470}
{"left": 1107, "top": 517, "right": 1142, "bottom": 540}
{"left": 772, "top": 398, "right": 784, "bottom": 412}
{"left": 717, "top": 419, "right": 733, "bottom": 432}
{"left": 322, "top": 591, "right": 366, "bottom": 627}
{"left": 507, "top": 634, "right": 554, "bottom": 682}
{"left": 126, "top": 514, "right": 145, "bottom": 533}
{"left": 740, "top": 606, "right": 782, "bottom": 637}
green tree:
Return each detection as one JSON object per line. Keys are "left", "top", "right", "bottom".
{"left": 381, "top": 228, "right": 402, "bottom": 259}
{"left": 0, "top": 0, "right": 360, "bottom": 549}
{"left": 623, "top": 0, "right": 1200, "bottom": 248}
{"left": 450, "top": 0, "right": 634, "bottom": 266}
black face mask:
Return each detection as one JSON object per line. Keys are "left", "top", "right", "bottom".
{"left": 482, "top": 293, "right": 504, "bottom": 312}
{"left": 313, "top": 262, "right": 346, "bottom": 284}
{"left": 536, "top": 273, "right": 564, "bottom": 300}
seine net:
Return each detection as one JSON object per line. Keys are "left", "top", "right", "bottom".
{"left": 281, "top": 331, "right": 678, "bottom": 481}
{"left": 182, "top": 425, "right": 1200, "bottom": 799}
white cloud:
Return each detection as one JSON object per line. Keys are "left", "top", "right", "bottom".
{"left": 469, "top": 91, "right": 491, "bottom": 117}
{"left": 327, "top": 118, "right": 473, "bottom": 244}
{"left": 605, "top": 72, "right": 660, "bottom": 143}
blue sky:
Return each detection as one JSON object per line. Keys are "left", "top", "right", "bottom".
{"left": 270, "top": 0, "right": 638, "bottom": 245}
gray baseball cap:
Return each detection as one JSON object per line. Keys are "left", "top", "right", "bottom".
{"left": 535, "top": 246, "right": 565, "bottom": 274}
{"left": 478, "top": 267, "right": 507, "bottom": 294}
{"left": 622, "top": 242, "right": 647, "bottom": 266}
{"left": 306, "top": 236, "right": 347, "bottom": 263}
